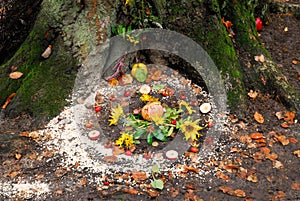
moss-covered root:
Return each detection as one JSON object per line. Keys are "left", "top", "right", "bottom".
{"left": 224, "top": 1, "right": 300, "bottom": 111}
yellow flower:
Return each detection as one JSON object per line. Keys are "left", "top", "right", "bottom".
{"left": 179, "top": 100, "right": 195, "bottom": 114}
{"left": 180, "top": 119, "right": 203, "bottom": 141}
{"left": 125, "top": 0, "right": 131, "bottom": 5}
{"left": 115, "top": 133, "right": 134, "bottom": 148}
{"left": 140, "top": 94, "right": 159, "bottom": 102}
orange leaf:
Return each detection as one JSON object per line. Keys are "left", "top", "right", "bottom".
{"left": 234, "top": 189, "right": 246, "bottom": 197}
{"left": 275, "top": 111, "right": 284, "bottom": 120}
{"left": 219, "top": 186, "right": 234, "bottom": 195}
{"left": 277, "top": 135, "right": 289, "bottom": 146}
{"left": 9, "top": 71, "right": 23, "bottom": 79}
{"left": 293, "top": 150, "right": 300, "bottom": 158}
{"left": 122, "top": 188, "right": 139, "bottom": 195}
{"left": 291, "top": 182, "right": 300, "bottom": 190}
{"left": 131, "top": 170, "right": 148, "bottom": 183}
{"left": 2, "top": 93, "right": 16, "bottom": 109}
{"left": 284, "top": 111, "right": 295, "bottom": 124}
{"left": 254, "top": 112, "right": 264, "bottom": 123}
{"left": 247, "top": 174, "right": 258, "bottom": 183}
{"left": 250, "top": 132, "right": 263, "bottom": 140}
{"left": 108, "top": 78, "right": 118, "bottom": 87}
{"left": 280, "top": 122, "right": 290, "bottom": 128}
{"left": 222, "top": 17, "right": 233, "bottom": 30}
{"left": 289, "top": 137, "right": 298, "bottom": 143}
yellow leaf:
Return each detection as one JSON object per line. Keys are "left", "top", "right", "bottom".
{"left": 140, "top": 94, "right": 159, "bottom": 102}
{"left": 108, "top": 104, "right": 124, "bottom": 126}
{"left": 254, "top": 112, "right": 264, "bottom": 124}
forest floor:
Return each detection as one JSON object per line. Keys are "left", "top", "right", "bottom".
{"left": 0, "top": 13, "right": 299, "bottom": 201}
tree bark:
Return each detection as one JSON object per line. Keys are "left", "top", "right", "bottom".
{"left": 0, "top": 0, "right": 298, "bottom": 120}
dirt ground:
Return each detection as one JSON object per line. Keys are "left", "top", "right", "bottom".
{"left": 0, "top": 12, "right": 299, "bottom": 201}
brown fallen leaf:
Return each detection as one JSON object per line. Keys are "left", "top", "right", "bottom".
{"left": 293, "top": 150, "right": 300, "bottom": 158}
{"left": 146, "top": 189, "right": 159, "bottom": 197}
{"left": 112, "top": 146, "right": 124, "bottom": 155}
{"left": 131, "top": 170, "right": 148, "bottom": 183}
{"left": 284, "top": 111, "right": 295, "bottom": 124}
{"left": 254, "top": 112, "right": 264, "bottom": 124}
{"left": 219, "top": 186, "right": 234, "bottom": 195}
{"left": 275, "top": 111, "right": 284, "bottom": 120}
{"left": 15, "top": 153, "right": 22, "bottom": 160}
{"left": 254, "top": 54, "right": 265, "bottom": 62}
{"left": 169, "top": 187, "right": 179, "bottom": 198}
{"left": 266, "top": 152, "right": 278, "bottom": 161}
{"left": 2, "top": 93, "right": 16, "bottom": 109}
{"left": 289, "top": 137, "right": 298, "bottom": 143}
{"left": 234, "top": 189, "right": 246, "bottom": 198}
{"left": 80, "top": 177, "right": 87, "bottom": 186}
{"left": 273, "top": 160, "right": 283, "bottom": 169}
{"left": 184, "top": 166, "right": 199, "bottom": 174}
{"left": 103, "top": 155, "right": 118, "bottom": 163}
{"left": 291, "top": 182, "right": 300, "bottom": 191}
{"left": 247, "top": 90, "right": 258, "bottom": 100}
{"left": 280, "top": 122, "right": 290, "bottom": 128}
{"left": 216, "top": 170, "right": 230, "bottom": 182}
{"left": 277, "top": 135, "right": 289, "bottom": 146}
{"left": 292, "top": 60, "right": 298, "bottom": 65}
{"left": 122, "top": 188, "right": 139, "bottom": 195}
{"left": 108, "top": 78, "right": 118, "bottom": 87}
{"left": 9, "top": 71, "right": 23, "bottom": 79}
{"left": 55, "top": 167, "right": 67, "bottom": 177}
{"left": 250, "top": 132, "right": 263, "bottom": 140}
{"left": 247, "top": 174, "right": 258, "bottom": 183}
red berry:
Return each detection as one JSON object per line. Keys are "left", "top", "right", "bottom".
{"left": 85, "top": 121, "right": 93, "bottom": 128}
{"left": 179, "top": 95, "right": 186, "bottom": 100}
{"left": 95, "top": 106, "right": 102, "bottom": 113}
{"left": 190, "top": 146, "right": 199, "bottom": 153}
{"left": 103, "top": 181, "right": 110, "bottom": 185}
{"left": 255, "top": 18, "right": 263, "bottom": 31}
{"left": 207, "top": 121, "right": 213, "bottom": 128}
{"left": 125, "top": 150, "right": 132, "bottom": 156}
{"left": 143, "top": 154, "right": 151, "bottom": 159}
{"left": 171, "top": 119, "right": 177, "bottom": 125}
{"left": 124, "top": 91, "right": 131, "bottom": 97}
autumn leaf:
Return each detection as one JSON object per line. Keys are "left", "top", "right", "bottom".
{"left": 108, "top": 78, "right": 118, "bottom": 87}
{"left": 2, "top": 93, "right": 15, "bottom": 109}
{"left": 254, "top": 112, "right": 264, "bottom": 123}
{"left": 234, "top": 189, "right": 246, "bottom": 197}
{"left": 132, "top": 170, "right": 148, "bottom": 183}
{"left": 122, "top": 188, "right": 139, "bottom": 195}
{"left": 108, "top": 104, "right": 124, "bottom": 126}
{"left": 291, "top": 182, "right": 300, "bottom": 190}
{"left": 275, "top": 111, "right": 284, "bottom": 120}
{"left": 250, "top": 132, "right": 263, "bottom": 140}
{"left": 15, "top": 153, "right": 22, "bottom": 160}
{"left": 276, "top": 135, "right": 289, "bottom": 146}
{"left": 9, "top": 71, "right": 23, "bottom": 79}
{"left": 247, "top": 174, "right": 258, "bottom": 183}
{"left": 280, "top": 122, "right": 290, "bottom": 128}
{"left": 219, "top": 186, "right": 234, "bottom": 195}
{"left": 284, "top": 111, "right": 295, "bottom": 124}
{"left": 254, "top": 54, "right": 265, "bottom": 62}
{"left": 247, "top": 90, "right": 258, "bottom": 100}
{"left": 103, "top": 155, "right": 118, "bottom": 162}
{"left": 293, "top": 150, "right": 300, "bottom": 158}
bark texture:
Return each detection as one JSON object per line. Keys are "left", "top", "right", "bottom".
{"left": 0, "top": 0, "right": 298, "bottom": 120}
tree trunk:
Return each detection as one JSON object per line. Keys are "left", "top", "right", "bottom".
{"left": 0, "top": 0, "right": 299, "bottom": 121}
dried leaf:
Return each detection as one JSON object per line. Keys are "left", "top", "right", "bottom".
{"left": 254, "top": 112, "right": 264, "bottom": 124}
{"left": 219, "top": 186, "right": 234, "bottom": 195}
{"left": 118, "top": 74, "right": 133, "bottom": 85}
{"left": 254, "top": 54, "right": 265, "bottom": 62}
{"left": 103, "top": 155, "right": 118, "bottom": 162}
{"left": 273, "top": 160, "right": 283, "bottom": 169}
{"left": 293, "top": 150, "right": 300, "bottom": 158}
{"left": 280, "top": 122, "right": 290, "bottom": 128}
{"left": 216, "top": 170, "right": 230, "bottom": 182}
{"left": 247, "top": 174, "right": 258, "bottom": 183}
{"left": 15, "top": 153, "right": 22, "bottom": 160}
{"left": 2, "top": 93, "right": 16, "bottom": 109}
{"left": 275, "top": 111, "right": 284, "bottom": 120}
{"left": 108, "top": 78, "right": 118, "bottom": 87}
{"left": 292, "top": 60, "right": 298, "bottom": 65}
{"left": 122, "top": 188, "right": 139, "bottom": 195}
{"left": 169, "top": 187, "right": 179, "bottom": 198}
{"left": 9, "top": 71, "right": 23, "bottom": 79}
{"left": 112, "top": 146, "right": 124, "bottom": 155}
{"left": 234, "top": 189, "right": 246, "bottom": 197}
{"left": 289, "top": 137, "right": 298, "bottom": 143}
{"left": 146, "top": 189, "right": 159, "bottom": 197}
{"left": 284, "top": 111, "right": 295, "bottom": 124}
{"left": 291, "top": 182, "right": 300, "bottom": 191}
{"left": 247, "top": 90, "right": 258, "bottom": 100}
{"left": 184, "top": 166, "right": 199, "bottom": 174}
{"left": 80, "top": 177, "right": 87, "bottom": 185}
{"left": 277, "top": 135, "right": 289, "bottom": 146}
{"left": 266, "top": 152, "right": 278, "bottom": 161}
{"left": 250, "top": 132, "right": 263, "bottom": 140}
{"left": 132, "top": 170, "right": 148, "bottom": 183}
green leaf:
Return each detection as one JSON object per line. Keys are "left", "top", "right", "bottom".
{"left": 152, "top": 84, "right": 165, "bottom": 91}
{"left": 151, "top": 179, "right": 164, "bottom": 190}
{"left": 151, "top": 164, "right": 160, "bottom": 173}
{"left": 135, "top": 67, "right": 148, "bottom": 82}
{"left": 167, "top": 126, "right": 174, "bottom": 137}
{"left": 133, "top": 128, "right": 146, "bottom": 139}
{"left": 153, "top": 130, "right": 166, "bottom": 141}
{"left": 147, "top": 133, "right": 153, "bottom": 145}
